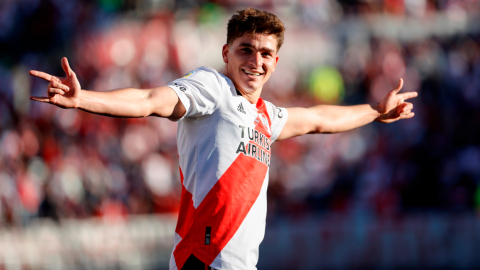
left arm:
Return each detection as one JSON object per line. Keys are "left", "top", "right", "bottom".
{"left": 277, "top": 79, "right": 417, "bottom": 140}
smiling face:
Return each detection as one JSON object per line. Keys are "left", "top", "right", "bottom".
{"left": 222, "top": 33, "right": 279, "bottom": 103}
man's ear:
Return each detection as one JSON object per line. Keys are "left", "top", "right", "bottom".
{"left": 272, "top": 55, "right": 279, "bottom": 72}
{"left": 222, "top": 44, "right": 230, "bottom": 63}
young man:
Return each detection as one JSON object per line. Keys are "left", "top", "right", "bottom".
{"left": 29, "top": 7, "right": 417, "bottom": 270}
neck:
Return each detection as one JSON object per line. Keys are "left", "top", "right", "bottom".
{"left": 236, "top": 86, "right": 262, "bottom": 104}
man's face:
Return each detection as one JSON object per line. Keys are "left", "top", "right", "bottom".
{"left": 222, "top": 33, "right": 279, "bottom": 96}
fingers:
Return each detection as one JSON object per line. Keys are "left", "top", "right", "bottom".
{"left": 401, "top": 102, "right": 413, "bottom": 111}
{"left": 29, "top": 70, "right": 55, "bottom": 82}
{"left": 30, "top": 57, "right": 74, "bottom": 82}
{"left": 381, "top": 100, "right": 415, "bottom": 123}
{"left": 397, "top": 102, "right": 413, "bottom": 113}
{"left": 391, "top": 78, "right": 418, "bottom": 100}
{"left": 29, "top": 71, "right": 65, "bottom": 85}
{"left": 398, "top": 91, "right": 418, "bottom": 101}
{"left": 392, "top": 78, "right": 403, "bottom": 94}
{"left": 30, "top": 96, "right": 53, "bottom": 103}
{"left": 50, "top": 80, "right": 70, "bottom": 92}
{"left": 401, "top": 112, "right": 415, "bottom": 119}
{"left": 397, "top": 98, "right": 404, "bottom": 106}
{"left": 61, "top": 57, "right": 73, "bottom": 76}
{"left": 44, "top": 80, "right": 69, "bottom": 96}
{"left": 391, "top": 102, "right": 413, "bottom": 119}
{"left": 49, "top": 88, "right": 67, "bottom": 95}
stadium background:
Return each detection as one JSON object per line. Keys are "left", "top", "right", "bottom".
{"left": 1, "top": 0, "right": 480, "bottom": 269}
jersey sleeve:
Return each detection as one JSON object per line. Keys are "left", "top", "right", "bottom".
{"left": 265, "top": 101, "right": 289, "bottom": 143}
{"left": 167, "top": 67, "right": 223, "bottom": 120}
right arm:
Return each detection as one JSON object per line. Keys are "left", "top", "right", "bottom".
{"left": 75, "top": 87, "right": 186, "bottom": 120}
{"left": 29, "top": 57, "right": 186, "bottom": 121}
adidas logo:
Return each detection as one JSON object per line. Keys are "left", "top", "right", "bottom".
{"left": 237, "top": 103, "right": 246, "bottom": 114}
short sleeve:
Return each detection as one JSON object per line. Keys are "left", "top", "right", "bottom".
{"left": 264, "top": 101, "right": 288, "bottom": 143}
{"left": 167, "top": 67, "right": 224, "bottom": 120}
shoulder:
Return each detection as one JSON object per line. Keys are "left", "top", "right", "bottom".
{"left": 183, "top": 66, "right": 225, "bottom": 83}
{"left": 169, "top": 67, "right": 226, "bottom": 95}
{"left": 263, "top": 100, "right": 286, "bottom": 120}
{"left": 262, "top": 99, "right": 288, "bottom": 142}
{"left": 180, "top": 66, "right": 236, "bottom": 96}
{"left": 168, "top": 67, "right": 229, "bottom": 119}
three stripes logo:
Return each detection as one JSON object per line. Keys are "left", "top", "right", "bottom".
{"left": 237, "top": 103, "right": 246, "bottom": 114}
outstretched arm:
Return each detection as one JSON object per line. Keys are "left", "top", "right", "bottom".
{"left": 29, "top": 57, "right": 186, "bottom": 120}
{"left": 277, "top": 79, "right": 417, "bottom": 140}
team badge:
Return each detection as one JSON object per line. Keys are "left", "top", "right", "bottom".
{"left": 182, "top": 71, "right": 196, "bottom": 78}
{"left": 258, "top": 113, "right": 271, "bottom": 135}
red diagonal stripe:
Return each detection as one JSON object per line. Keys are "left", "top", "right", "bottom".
{"left": 256, "top": 98, "right": 271, "bottom": 126}
{"left": 173, "top": 168, "right": 195, "bottom": 269}
{"left": 254, "top": 98, "right": 272, "bottom": 135}
{"left": 173, "top": 153, "right": 268, "bottom": 268}
{"left": 175, "top": 168, "right": 195, "bottom": 238}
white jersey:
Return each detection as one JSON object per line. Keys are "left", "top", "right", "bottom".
{"left": 167, "top": 67, "right": 288, "bottom": 270}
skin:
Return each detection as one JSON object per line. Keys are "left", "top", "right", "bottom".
{"left": 30, "top": 58, "right": 186, "bottom": 121}
{"left": 278, "top": 79, "right": 415, "bottom": 139}
{"left": 29, "top": 33, "right": 417, "bottom": 140}
{"left": 222, "top": 33, "right": 279, "bottom": 104}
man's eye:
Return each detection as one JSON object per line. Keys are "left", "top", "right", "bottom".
{"left": 262, "top": 53, "right": 271, "bottom": 57}
{"left": 241, "top": 48, "right": 252, "bottom": 53}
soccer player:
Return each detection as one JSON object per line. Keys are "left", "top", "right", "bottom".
{"left": 29, "top": 7, "right": 417, "bottom": 270}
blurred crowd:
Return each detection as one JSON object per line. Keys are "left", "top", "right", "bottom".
{"left": 1, "top": 0, "right": 480, "bottom": 228}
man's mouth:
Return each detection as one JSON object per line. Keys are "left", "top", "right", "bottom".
{"left": 243, "top": 69, "right": 263, "bottom": 76}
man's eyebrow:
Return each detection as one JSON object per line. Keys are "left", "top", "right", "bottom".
{"left": 238, "top": 43, "right": 276, "bottom": 54}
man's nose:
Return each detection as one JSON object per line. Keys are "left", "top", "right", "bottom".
{"left": 249, "top": 52, "right": 262, "bottom": 67}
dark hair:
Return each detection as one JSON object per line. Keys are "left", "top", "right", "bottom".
{"left": 227, "top": 7, "right": 285, "bottom": 52}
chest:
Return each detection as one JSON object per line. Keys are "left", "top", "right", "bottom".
{"left": 215, "top": 96, "right": 273, "bottom": 166}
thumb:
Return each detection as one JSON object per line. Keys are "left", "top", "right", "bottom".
{"left": 61, "top": 57, "right": 73, "bottom": 76}
{"left": 392, "top": 78, "right": 403, "bottom": 94}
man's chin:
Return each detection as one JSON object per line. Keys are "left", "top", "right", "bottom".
{"left": 235, "top": 80, "right": 263, "bottom": 94}
{"left": 242, "top": 87, "right": 259, "bottom": 94}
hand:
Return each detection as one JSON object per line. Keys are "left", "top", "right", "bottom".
{"left": 29, "top": 57, "right": 81, "bottom": 109}
{"left": 375, "top": 78, "right": 417, "bottom": 123}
